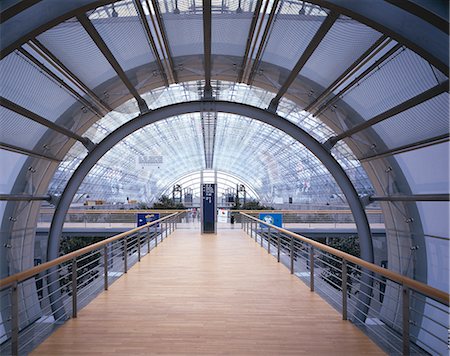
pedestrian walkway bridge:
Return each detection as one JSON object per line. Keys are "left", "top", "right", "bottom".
{"left": 0, "top": 212, "right": 448, "bottom": 355}
{"left": 32, "top": 229, "right": 382, "bottom": 355}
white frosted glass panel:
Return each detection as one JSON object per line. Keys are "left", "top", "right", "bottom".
{"left": 0, "top": 107, "right": 48, "bottom": 150}
{"left": 261, "top": 15, "right": 324, "bottom": 71}
{"left": 340, "top": 49, "right": 440, "bottom": 120}
{"left": 164, "top": 15, "right": 203, "bottom": 57}
{"left": 395, "top": 142, "right": 449, "bottom": 194}
{"left": 0, "top": 151, "right": 27, "bottom": 194}
{"left": 417, "top": 202, "right": 449, "bottom": 239}
{"left": 0, "top": 52, "right": 77, "bottom": 122}
{"left": 37, "top": 19, "right": 117, "bottom": 91}
{"left": 301, "top": 19, "right": 381, "bottom": 88}
{"left": 373, "top": 93, "right": 449, "bottom": 149}
{"left": 212, "top": 16, "right": 253, "bottom": 57}
{"left": 424, "top": 235, "right": 449, "bottom": 291}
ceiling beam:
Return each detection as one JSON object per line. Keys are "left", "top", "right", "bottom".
{"left": 370, "top": 194, "right": 449, "bottom": 202}
{"left": 150, "top": 0, "right": 178, "bottom": 83}
{"left": 324, "top": 80, "right": 449, "bottom": 149}
{"left": 360, "top": 133, "right": 449, "bottom": 162}
{"left": 0, "top": 96, "right": 93, "bottom": 149}
{"left": 203, "top": 0, "right": 212, "bottom": 98}
{"left": 0, "top": 0, "right": 41, "bottom": 24}
{"left": 304, "top": 35, "right": 388, "bottom": 113}
{"left": 0, "top": 141, "right": 61, "bottom": 162}
{"left": 314, "top": 43, "right": 403, "bottom": 117}
{"left": 237, "top": 0, "right": 263, "bottom": 83}
{"left": 268, "top": 11, "right": 339, "bottom": 112}
{"left": 247, "top": 0, "right": 280, "bottom": 85}
{"left": 134, "top": 0, "right": 169, "bottom": 87}
{"left": 30, "top": 39, "right": 112, "bottom": 113}
{"left": 0, "top": 194, "right": 52, "bottom": 201}
{"left": 76, "top": 13, "right": 149, "bottom": 113}
{"left": 385, "top": 0, "right": 448, "bottom": 35}
{"left": 18, "top": 47, "right": 105, "bottom": 117}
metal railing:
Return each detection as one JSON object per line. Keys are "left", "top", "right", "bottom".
{"left": 37, "top": 209, "right": 187, "bottom": 228}
{"left": 0, "top": 212, "right": 184, "bottom": 355}
{"left": 37, "top": 208, "right": 383, "bottom": 229}
{"left": 240, "top": 213, "right": 449, "bottom": 356}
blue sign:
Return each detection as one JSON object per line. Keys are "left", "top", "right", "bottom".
{"left": 259, "top": 213, "right": 282, "bottom": 228}
{"left": 137, "top": 213, "right": 160, "bottom": 227}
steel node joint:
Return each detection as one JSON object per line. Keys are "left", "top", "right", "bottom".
{"left": 322, "top": 137, "right": 337, "bottom": 151}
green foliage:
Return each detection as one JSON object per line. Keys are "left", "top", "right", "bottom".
{"left": 320, "top": 236, "right": 361, "bottom": 295}
{"left": 152, "top": 195, "right": 185, "bottom": 209}
{"left": 59, "top": 236, "right": 105, "bottom": 295}
{"left": 231, "top": 199, "right": 274, "bottom": 210}
{"left": 136, "top": 202, "right": 150, "bottom": 210}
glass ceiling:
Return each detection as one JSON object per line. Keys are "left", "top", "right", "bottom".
{"left": 48, "top": 81, "right": 374, "bottom": 206}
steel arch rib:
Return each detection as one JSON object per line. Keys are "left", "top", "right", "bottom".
{"left": 47, "top": 100, "right": 374, "bottom": 321}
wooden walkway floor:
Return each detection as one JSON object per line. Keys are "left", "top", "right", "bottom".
{"left": 33, "top": 229, "right": 383, "bottom": 355}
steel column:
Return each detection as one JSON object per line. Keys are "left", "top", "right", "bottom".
{"left": 342, "top": 259, "right": 347, "bottom": 320}
{"left": 309, "top": 246, "right": 314, "bottom": 291}
{"left": 203, "top": 0, "right": 212, "bottom": 97}
{"left": 402, "top": 286, "right": 410, "bottom": 355}
{"left": 103, "top": 245, "right": 108, "bottom": 290}
{"left": 71, "top": 258, "right": 77, "bottom": 318}
{"left": 11, "top": 281, "right": 18, "bottom": 356}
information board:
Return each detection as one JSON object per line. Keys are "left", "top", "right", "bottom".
{"left": 202, "top": 183, "right": 216, "bottom": 233}
{"left": 259, "top": 213, "right": 283, "bottom": 228}
{"left": 137, "top": 213, "right": 160, "bottom": 227}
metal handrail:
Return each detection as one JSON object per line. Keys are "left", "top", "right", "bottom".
{"left": 38, "top": 208, "right": 382, "bottom": 215}
{"left": 240, "top": 212, "right": 449, "bottom": 306}
{"left": 0, "top": 212, "right": 181, "bottom": 289}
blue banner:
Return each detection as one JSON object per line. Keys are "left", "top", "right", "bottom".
{"left": 137, "top": 213, "right": 160, "bottom": 227}
{"left": 259, "top": 213, "right": 282, "bottom": 228}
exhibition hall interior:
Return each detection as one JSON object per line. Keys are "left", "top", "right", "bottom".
{"left": 0, "top": 0, "right": 448, "bottom": 354}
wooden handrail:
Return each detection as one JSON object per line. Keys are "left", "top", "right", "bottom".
{"left": 240, "top": 212, "right": 449, "bottom": 306}
{"left": 38, "top": 209, "right": 188, "bottom": 214}
{"left": 0, "top": 212, "right": 182, "bottom": 289}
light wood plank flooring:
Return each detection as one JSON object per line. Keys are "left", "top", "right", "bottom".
{"left": 32, "top": 229, "right": 383, "bottom": 355}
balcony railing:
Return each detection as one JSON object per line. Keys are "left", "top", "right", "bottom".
{"left": 0, "top": 212, "right": 184, "bottom": 356}
{"left": 240, "top": 212, "right": 449, "bottom": 355}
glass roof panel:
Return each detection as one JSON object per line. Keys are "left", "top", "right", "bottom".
{"left": 0, "top": 51, "right": 78, "bottom": 122}
{"left": 88, "top": 1, "right": 156, "bottom": 81}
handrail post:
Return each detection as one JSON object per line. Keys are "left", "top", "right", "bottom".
{"left": 147, "top": 226, "right": 150, "bottom": 252}
{"left": 309, "top": 246, "right": 314, "bottom": 291}
{"left": 254, "top": 221, "right": 257, "bottom": 242}
{"left": 71, "top": 258, "right": 77, "bottom": 318}
{"left": 277, "top": 231, "right": 281, "bottom": 262}
{"left": 137, "top": 232, "right": 141, "bottom": 262}
{"left": 342, "top": 259, "right": 347, "bottom": 320}
{"left": 124, "top": 237, "right": 128, "bottom": 273}
{"left": 402, "top": 285, "right": 410, "bottom": 355}
{"left": 260, "top": 226, "right": 263, "bottom": 247}
{"left": 104, "top": 245, "right": 108, "bottom": 290}
{"left": 11, "top": 281, "right": 18, "bottom": 356}
{"left": 290, "top": 235, "right": 294, "bottom": 274}
{"left": 268, "top": 227, "right": 271, "bottom": 254}
{"left": 155, "top": 224, "right": 158, "bottom": 247}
